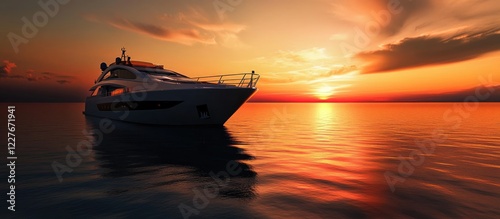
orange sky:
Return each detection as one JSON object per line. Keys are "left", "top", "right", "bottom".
{"left": 1, "top": 0, "right": 499, "bottom": 102}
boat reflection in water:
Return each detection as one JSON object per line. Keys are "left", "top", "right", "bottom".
{"left": 84, "top": 117, "right": 257, "bottom": 202}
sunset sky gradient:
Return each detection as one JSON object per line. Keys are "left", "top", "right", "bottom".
{"left": 1, "top": 0, "right": 499, "bottom": 102}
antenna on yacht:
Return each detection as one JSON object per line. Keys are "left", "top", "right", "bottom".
{"left": 121, "top": 47, "right": 127, "bottom": 62}
{"left": 120, "top": 47, "right": 133, "bottom": 66}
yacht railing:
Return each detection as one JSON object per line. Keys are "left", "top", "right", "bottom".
{"left": 194, "top": 71, "right": 260, "bottom": 88}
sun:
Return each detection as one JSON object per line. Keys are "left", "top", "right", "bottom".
{"left": 314, "top": 85, "right": 335, "bottom": 100}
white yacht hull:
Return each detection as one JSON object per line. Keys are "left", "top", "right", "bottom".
{"left": 84, "top": 88, "right": 256, "bottom": 125}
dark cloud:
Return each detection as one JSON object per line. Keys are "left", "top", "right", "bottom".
{"left": 447, "top": 0, "right": 500, "bottom": 22}
{"left": 56, "top": 80, "right": 71, "bottom": 84}
{"left": 0, "top": 66, "right": 82, "bottom": 101}
{"left": 390, "top": 85, "right": 500, "bottom": 102}
{"left": 331, "top": 0, "right": 432, "bottom": 36}
{"left": 323, "top": 65, "right": 357, "bottom": 77}
{"left": 41, "top": 72, "right": 76, "bottom": 79}
{"left": 0, "top": 60, "right": 17, "bottom": 77}
{"left": 356, "top": 28, "right": 500, "bottom": 73}
{"left": 84, "top": 13, "right": 231, "bottom": 45}
{"left": 7, "top": 75, "right": 24, "bottom": 79}
{"left": 381, "top": 0, "right": 432, "bottom": 36}
{"left": 40, "top": 72, "right": 56, "bottom": 76}
{"left": 108, "top": 17, "right": 211, "bottom": 44}
{"left": 2, "top": 69, "right": 76, "bottom": 84}
{"left": 84, "top": 6, "right": 246, "bottom": 47}
{"left": 26, "top": 73, "right": 50, "bottom": 81}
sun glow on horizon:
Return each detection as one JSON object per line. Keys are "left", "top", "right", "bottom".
{"left": 314, "top": 85, "right": 335, "bottom": 100}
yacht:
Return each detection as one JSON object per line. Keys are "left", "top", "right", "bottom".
{"left": 84, "top": 48, "right": 259, "bottom": 125}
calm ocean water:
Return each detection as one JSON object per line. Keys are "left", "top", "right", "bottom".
{"left": 1, "top": 103, "right": 499, "bottom": 219}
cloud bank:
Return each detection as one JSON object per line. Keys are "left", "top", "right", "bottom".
{"left": 355, "top": 28, "right": 500, "bottom": 73}
{"left": 0, "top": 60, "right": 17, "bottom": 77}
{"left": 0, "top": 61, "right": 76, "bottom": 84}
{"left": 84, "top": 7, "right": 246, "bottom": 47}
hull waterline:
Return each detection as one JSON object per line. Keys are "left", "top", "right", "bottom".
{"left": 84, "top": 88, "right": 256, "bottom": 125}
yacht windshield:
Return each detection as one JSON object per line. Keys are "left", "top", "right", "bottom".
{"left": 140, "top": 68, "right": 189, "bottom": 78}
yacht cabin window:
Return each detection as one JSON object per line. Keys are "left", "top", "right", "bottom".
{"left": 102, "top": 68, "right": 137, "bottom": 81}
{"left": 90, "top": 86, "right": 128, "bottom": 97}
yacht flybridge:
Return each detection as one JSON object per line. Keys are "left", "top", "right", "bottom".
{"left": 83, "top": 48, "right": 259, "bottom": 125}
